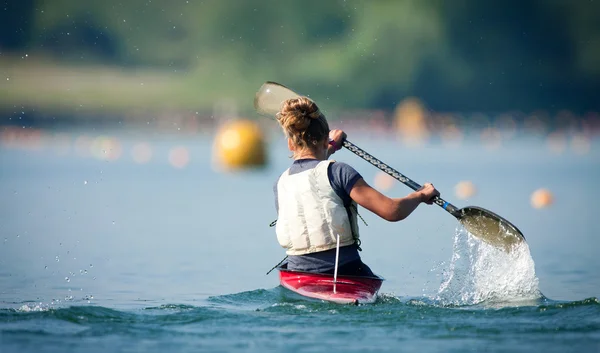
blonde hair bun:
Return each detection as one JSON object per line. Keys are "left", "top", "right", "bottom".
{"left": 277, "top": 97, "right": 330, "bottom": 150}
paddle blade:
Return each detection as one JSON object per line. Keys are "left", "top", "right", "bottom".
{"left": 457, "top": 206, "right": 525, "bottom": 251}
{"left": 254, "top": 81, "right": 301, "bottom": 118}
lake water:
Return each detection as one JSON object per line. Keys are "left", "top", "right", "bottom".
{"left": 1, "top": 127, "right": 599, "bottom": 352}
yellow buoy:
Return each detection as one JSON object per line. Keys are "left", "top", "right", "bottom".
{"left": 454, "top": 181, "right": 477, "bottom": 200}
{"left": 393, "top": 97, "right": 429, "bottom": 146}
{"left": 213, "top": 119, "right": 266, "bottom": 170}
{"left": 531, "top": 188, "right": 554, "bottom": 209}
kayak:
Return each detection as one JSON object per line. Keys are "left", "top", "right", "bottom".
{"left": 278, "top": 265, "right": 384, "bottom": 305}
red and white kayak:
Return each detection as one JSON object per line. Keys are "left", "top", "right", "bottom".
{"left": 278, "top": 266, "right": 384, "bottom": 305}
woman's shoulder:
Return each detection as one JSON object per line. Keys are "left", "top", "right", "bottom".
{"left": 329, "top": 160, "right": 360, "bottom": 175}
{"left": 328, "top": 160, "right": 362, "bottom": 194}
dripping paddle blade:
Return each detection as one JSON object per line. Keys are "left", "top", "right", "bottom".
{"left": 254, "top": 81, "right": 301, "bottom": 118}
{"left": 457, "top": 206, "right": 525, "bottom": 251}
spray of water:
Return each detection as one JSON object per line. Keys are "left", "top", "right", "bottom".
{"left": 435, "top": 226, "right": 541, "bottom": 306}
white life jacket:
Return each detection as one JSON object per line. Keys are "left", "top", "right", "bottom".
{"left": 275, "top": 160, "right": 359, "bottom": 255}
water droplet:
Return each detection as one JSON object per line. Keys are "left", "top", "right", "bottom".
{"left": 16, "top": 234, "right": 20, "bottom": 238}
{"left": 55, "top": 256, "right": 60, "bottom": 262}
{"left": 65, "top": 277, "right": 70, "bottom": 282}
{"left": 89, "top": 264, "right": 93, "bottom": 268}
{"left": 44, "top": 266, "right": 48, "bottom": 269}
{"left": 84, "top": 270, "right": 88, "bottom": 274}
{"left": 84, "top": 180, "right": 88, "bottom": 185}
{"left": 112, "top": 221, "right": 115, "bottom": 225}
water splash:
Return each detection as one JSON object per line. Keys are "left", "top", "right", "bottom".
{"left": 435, "top": 226, "right": 541, "bottom": 306}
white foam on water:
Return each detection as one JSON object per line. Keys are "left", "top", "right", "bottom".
{"left": 18, "top": 303, "right": 51, "bottom": 312}
{"left": 435, "top": 226, "right": 541, "bottom": 306}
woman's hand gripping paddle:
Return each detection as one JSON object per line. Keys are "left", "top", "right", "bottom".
{"left": 255, "top": 81, "right": 525, "bottom": 251}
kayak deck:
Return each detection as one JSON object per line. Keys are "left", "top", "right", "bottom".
{"left": 278, "top": 266, "right": 384, "bottom": 305}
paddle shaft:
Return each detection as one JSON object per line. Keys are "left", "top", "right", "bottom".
{"left": 342, "top": 140, "right": 461, "bottom": 218}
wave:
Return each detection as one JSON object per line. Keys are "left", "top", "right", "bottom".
{"left": 537, "top": 297, "right": 600, "bottom": 310}
{"left": 4, "top": 291, "right": 598, "bottom": 322}
{"left": 1, "top": 292, "right": 598, "bottom": 339}
{"left": 0, "top": 303, "right": 230, "bottom": 326}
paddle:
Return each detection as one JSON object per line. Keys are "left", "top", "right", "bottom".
{"left": 254, "top": 81, "right": 526, "bottom": 251}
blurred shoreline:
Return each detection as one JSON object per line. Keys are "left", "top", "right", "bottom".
{"left": 2, "top": 56, "right": 598, "bottom": 134}
{"left": 2, "top": 112, "right": 597, "bottom": 163}
{"left": 1, "top": 105, "right": 598, "bottom": 137}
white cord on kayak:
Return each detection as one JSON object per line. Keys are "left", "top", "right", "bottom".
{"left": 333, "top": 233, "right": 340, "bottom": 294}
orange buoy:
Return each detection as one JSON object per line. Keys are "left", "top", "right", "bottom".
{"left": 531, "top": 188, "right": 554, "bottom": 209}
{"left": 454, "top": 181, "right": 477, "bottom": 200}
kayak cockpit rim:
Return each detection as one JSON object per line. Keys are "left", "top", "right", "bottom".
{"left": 277, "top": 263, "right": 385, "bottom": 282}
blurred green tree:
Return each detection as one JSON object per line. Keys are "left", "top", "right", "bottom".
{"left": 2, "top": 0, "right": 597, "bottom": 113}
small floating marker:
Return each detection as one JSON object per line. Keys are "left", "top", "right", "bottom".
{"left": 131, "top": 142, "right": 153, "bottom": 164}
{"left": 455, "top": 181, "right": 477, "bottom": 200}
{"left": 168, "top": 146, "right": 190, "bottom": 169}
{"left": 373, "top": 171, "right": 395, "bottom": 191}
{"left": 213, "top": 119, "right": 266, "bottom": 170}
{"left": 531, "top": 188, "right": 554, "bottom": 209}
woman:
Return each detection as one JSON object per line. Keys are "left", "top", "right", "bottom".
{"left": 274, "top": 97, "right": 440, "bottom": 277}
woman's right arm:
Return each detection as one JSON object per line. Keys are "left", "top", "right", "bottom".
{"left": 349, "top": 178, "right": 439, "bottom": 222}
